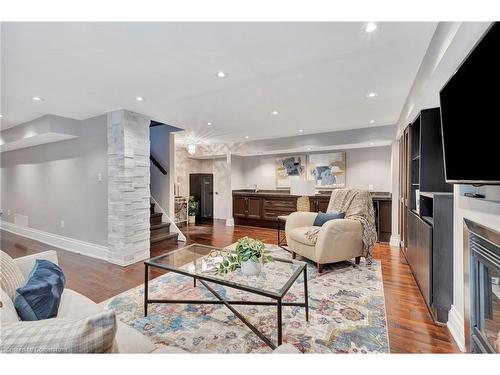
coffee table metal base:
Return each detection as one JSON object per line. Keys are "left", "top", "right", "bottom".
{"left": 144, "top": 265, "right": 309, "bottom": 350}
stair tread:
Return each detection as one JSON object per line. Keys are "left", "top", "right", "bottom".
{"left": 150, "top": 232, "right": 178, "bottom": 243}
{"left": 150, "top": 222, "right": 170, "bottom": 230}
{"left": 150, "top": 212, "right": 162, "bottom": 218}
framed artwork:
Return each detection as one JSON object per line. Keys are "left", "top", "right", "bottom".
{"left": 275, "top": 154, "right": 306, "bottom": 188}
{"left": 307, "top": 152, "right": 346, "bottom": 188}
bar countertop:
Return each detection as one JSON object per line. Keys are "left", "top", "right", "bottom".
{"left": 232, "top": 189, "right": 392, "bottom": 200}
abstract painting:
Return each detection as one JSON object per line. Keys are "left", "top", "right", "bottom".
{"left": 307, "top": 152, "right": 346, "bottom": 188}
{"left": 275, "top": 154, "right": 306, "bottom": 188}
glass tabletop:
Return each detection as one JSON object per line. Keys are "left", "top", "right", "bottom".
{"left": 145, "top": 243, "right": 306, "bottom": 298}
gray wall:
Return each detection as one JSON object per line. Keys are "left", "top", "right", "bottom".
{"left": 1, "top": 115, "right": 108, "bottom": 245}
{"left": 240, "top": 146, "right": 392, "bottom": 192}
{"left": 150, "top": 125, "right": 170, "bottom": 215}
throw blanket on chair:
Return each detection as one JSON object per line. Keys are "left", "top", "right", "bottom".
{"left": 305, "top": 189, "right": 377, "bottom": 264}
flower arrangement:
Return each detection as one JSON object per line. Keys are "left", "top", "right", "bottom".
{"left": 216, "top": 237, "right": 273, "bottom": 274}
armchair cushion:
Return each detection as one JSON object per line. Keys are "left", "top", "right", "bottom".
{"left": 288, "top": 227, "right": 318, "bottom": 246}
{"left": 313, "top": 211, "right": 345, "bottom": 226}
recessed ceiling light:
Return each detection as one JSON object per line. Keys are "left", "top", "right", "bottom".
{"left": 0, "top": 114, "right": 3, "bottom": 118}
{"left": 307, "top": 147, "right": 312, "bottom": 151}
{"left": 370, "top": 142, "right": 375, "bottom": 146}
{"left": 298, "top": 129, "right": 304, "bottom": 133}
{"left": 271, "top": 110, "right": 279, "bottom": 115}
{"left": 216, "top": 71, "right": 227, "bottom": 78}
{"left": 365, "top": 22, "right": 377, "bottom": 33}
{"left": 245, "top": 135, "right": 249, "bottom": 139}
{"left": 369, "top": 120, "right": 375, "bottom": 124}
{"left": 367, "top": 92, "right": 378, "bottom": 98}
{"left": 207, "top": 122, "right": 212, "bottom": 126}
{"left": 32, "top": 96, "right": 42, "bottom": 101}
{"left": 136, "top": 96, "right": 144, "bottom": 102}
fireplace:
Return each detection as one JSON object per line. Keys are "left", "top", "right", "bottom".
{"left": 464, "top": 219, "right": 500, "bottom": 353}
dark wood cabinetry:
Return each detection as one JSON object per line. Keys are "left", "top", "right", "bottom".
{"left": 400, "top": 107, "right": 454, "bottom": 324}
{"left": 232, "top": 190, "right": 391, "bottom": 242}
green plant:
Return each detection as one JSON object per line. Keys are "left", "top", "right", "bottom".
{"left": 188, "top": 196, "right": 199, "bottom": 216}
{"left": 216, "top": 237, "right": 273, "bottom": 274}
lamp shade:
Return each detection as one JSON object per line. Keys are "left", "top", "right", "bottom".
{"left": 290, "top": 180, "right": 316, "bottom": 196}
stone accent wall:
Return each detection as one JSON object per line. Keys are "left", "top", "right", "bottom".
{"left": 107, "top": 110, "right": 151, "bottom": 266}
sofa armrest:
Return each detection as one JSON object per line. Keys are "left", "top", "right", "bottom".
{"left": 272, "top": 343, "right": 301, "bottom": 353}
{"left": 315, "top": 219, "right": 362, "bottom": 261}
{"left": 285, "top": 211, "right": 317, "bottom": 232}
{"left": 14, "top": 250, "right": 59, "bottom": 279}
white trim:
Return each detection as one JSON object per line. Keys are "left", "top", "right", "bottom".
{"left": 150, "top": 196, "right": 186, "bottom": 242}
{"left": 389, "top": 234, "right": 400, "bottom": 247}
{"left": 0, "top": 220, "right": 120, "bottom": 264}
{"left": 226, "top": 217, "right": 235, "bottom": 227}
{"left": 447, "top": 304, "right": 466, "bottom": 352}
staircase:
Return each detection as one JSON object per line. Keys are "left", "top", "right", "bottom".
{"left": 150, "top": 203, "right": 178, "bottom": 245}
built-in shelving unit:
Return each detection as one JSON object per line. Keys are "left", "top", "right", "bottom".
{"left": 405, "top": 107, "right": 454, "bottom": 324}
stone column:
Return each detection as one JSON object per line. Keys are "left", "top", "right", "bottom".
{"left": 107, "top": 110, "right": 150, "bottom": 266}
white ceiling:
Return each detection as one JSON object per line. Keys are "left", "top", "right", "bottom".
{"left": 1, "top": 22, "right": 437, "bottom": 143}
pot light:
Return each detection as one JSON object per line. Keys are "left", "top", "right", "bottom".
{"left": 216, "top": 71, "right": 227, "bottom": 78}
{"left": 207, "top": 122, "right": 212, "bottom": 126}
{"left": 370, "top": 120, "right": 375, "bottom": 124}
{"left": 136, "top": 96, "right": 144, "bottom": 102}
{"left": 271, "top": 110, "right": 279, "bottom": 116}
{"left": 307, "top": 147, "right": 312, "bottom": 151}
{"left": 365, "top": 22, "right": 377, "bottom": 33}
{"left": 367, "top": 92, "right": 378, "bottom": 98}
{"left": 32, "top": 96, "right": 42, "bottom": 101}
{"left": 245, "top": 135, "right": 249, "bottom": 139}
{"left": 370, "top": 142, "right": 375, "bottom": 146}
{"left": 298, "top": 129, "right": 304, "bottom": 133}
{"left": 0, "top": 114, "right": 3, "bottom": 118}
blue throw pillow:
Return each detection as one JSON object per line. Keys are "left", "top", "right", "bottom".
{"left": 313, "top": 211, "right": 345, "bottom": 226}
{"left": 14, "top": 259, "right": 65, "bottom": 321}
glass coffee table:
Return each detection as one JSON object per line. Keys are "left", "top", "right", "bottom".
{"left": 144, "top": 243, "right": 309, "bottom": 349}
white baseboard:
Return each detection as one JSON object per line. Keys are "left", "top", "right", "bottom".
{"left": 389, "top": 234, "right": 400, "bottom": 247}
{"left": 447, "top": 304, "right": 466, "bottom": 352}
{"left": 1, "top": 220, "right": 116, "bottom": 265}
{"left": 225, "top": 218, "right": 235, "bottom": 227}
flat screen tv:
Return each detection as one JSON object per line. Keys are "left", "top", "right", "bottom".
{"left": 439, "top": 22, "right": 500, "bottom": 185}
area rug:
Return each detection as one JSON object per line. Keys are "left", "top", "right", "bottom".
{"left": 102, "top": 245, "right": 389, "bottom": 353}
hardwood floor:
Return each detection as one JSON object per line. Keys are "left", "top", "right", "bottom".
{"left": 1, "top": 220, "right": 459, "bottom": 353}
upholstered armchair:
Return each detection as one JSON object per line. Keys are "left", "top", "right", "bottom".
{"left": 285, "top": 189, "right": 375, "bottom": 272}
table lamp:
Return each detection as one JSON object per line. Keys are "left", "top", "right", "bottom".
{"left": 290, "top": 180, "right": 316, "bottom": 212}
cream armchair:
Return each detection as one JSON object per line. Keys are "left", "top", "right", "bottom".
{"left": 285, "top": 211, "right": 363, "bottom": 273}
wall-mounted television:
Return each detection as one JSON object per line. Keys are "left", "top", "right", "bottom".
{"left": 439, "top": 22, "right": 500, "bottom": 185}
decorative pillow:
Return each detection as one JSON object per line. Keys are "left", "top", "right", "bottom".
{"left": 0, "top": 250, "right": 25, "bottom": 300}
{"left": 0, "top": 311, "right": 117, "bottom": 353}
{"left": 1, "top": 288, "right": 20, "bottom": 322}
{"left": 313, "top": 211, "right": 345, "bottom": 226}
{"left": 14, "top": 259, "right": 65, "bottom": 321}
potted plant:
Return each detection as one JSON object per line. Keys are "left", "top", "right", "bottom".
{"left": 188, "top": 196, "right": 199, "bottom": 224}
{"left": 216, "top": 237, "right": 273, "bottom": 276}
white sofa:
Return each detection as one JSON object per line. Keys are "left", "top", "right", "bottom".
{"left": 5, "top": 250, "right": 299, "bottom": 354}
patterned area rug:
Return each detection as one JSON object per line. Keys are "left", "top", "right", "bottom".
{"left": 102, "top": 245, "right": 389, "bottom": 353}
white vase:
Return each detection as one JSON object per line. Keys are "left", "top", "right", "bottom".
{"left": 240, "top": 260, "right": 262, "bottom": 276}
{"left": 188, "top": 215, "right": 196, "bottom": 224}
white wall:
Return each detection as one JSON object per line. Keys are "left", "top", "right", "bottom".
{"left": 241, "top": 146, "right": 392, "bottom": 192}
{"left": 1, "top": 114, "right": 108, "bottom": 246}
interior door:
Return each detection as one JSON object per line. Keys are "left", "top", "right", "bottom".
{"left": 201, "top": 175, "right": 213, "bottom": 219}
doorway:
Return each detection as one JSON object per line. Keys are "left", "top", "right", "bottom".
{"left": 189, "top": 173, "right": 214, "bottom": 222}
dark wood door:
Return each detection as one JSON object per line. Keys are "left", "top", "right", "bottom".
{"left": 189, "top": 173, "right": 213, "bottom": 221}
{"left": 233, "top": 196, "right": 247, "bottom": 218}
{"left": 378, "top": 200, "right": 392, "bottom": 243}
{"left": 201, "top": 175, "right": 213, "bottom": 219}
{"left": 247, "top": 197, "right": 262, "bottom": 219}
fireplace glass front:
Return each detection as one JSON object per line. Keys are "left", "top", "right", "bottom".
{"left": 470, "top": 233, "right": 500, "bottom": 353}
